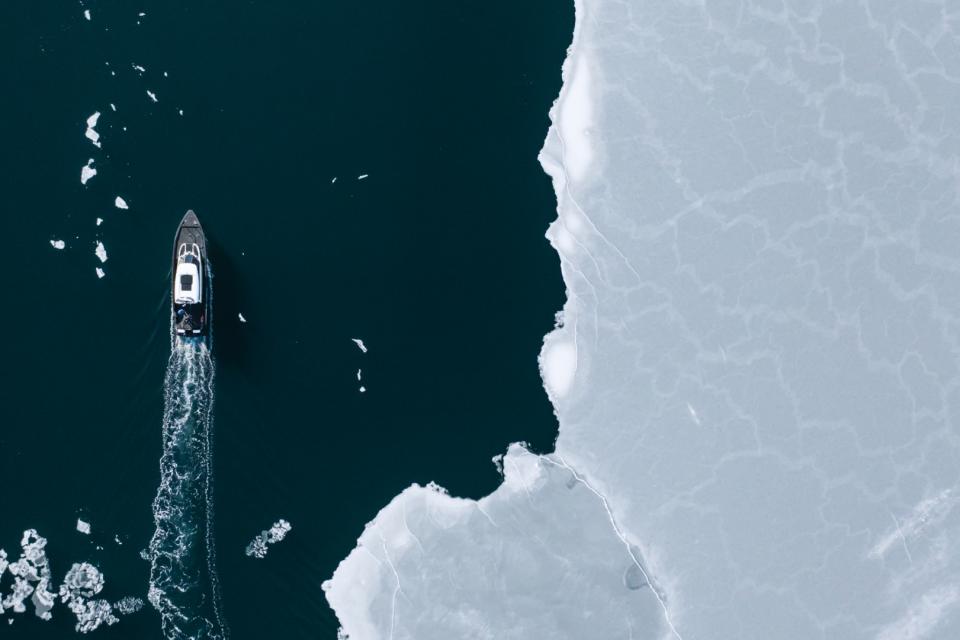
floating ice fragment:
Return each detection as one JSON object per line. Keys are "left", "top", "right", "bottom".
{"left": 178, "top": 109, "right": 184, "bottom": 116}
{"left": 84, "top": 111, "right": 101, "bottom": 147}
{"left": 59, "top": 563, "right": 119, "bottom": 633}
{"left": 351, "top": 338, "right": 368, "bottom": 353}
{"left": 132, "top": 64, "right": 146, "bottom": 73}
{"left": 356, "top": 369, "right": 362, "bottom": 381}
{"left": 1, "top": 530, "right": 52, "bottom": 619}
{"left": 95, "top": 268, "right": 105, "bottom": 279}
{"left": 109, "top": 103, "right": 116, "bottom": 111}
{"left": 357, "top": 174, "right": 368, "bottom": 180}
{"left": 113, "top": 597, "right": 142, "bottom": 615}
{"left": 83, "top": 9, "right": 90, "bottom": 20}
{"left": 95, "top": 218, "right": 103, "bottom": 226}
{"left": 76, "top": 520, "right": 91, "bottom": 535}
{"left": 359, "top": 386, "right": 366, "bottom": 393}
{"left": 50, "top": 240, "right": 65, "bottom": 250}
{"left": 114, "top": 196, "right": 128, "bottom": 210}
{"left": 238, "top": 313, "right": 247, "bottom": 323}
{"left": 146, "top": 90, "right": 157, "bottom": 103}
{"left": 138, "top": 12, "right": 146, "bottom": 17}
{"left": 163, "top": 71, "right": 168, "bottom": 77}
{"left": 80, "top": 159, "right": 96, "bottom": 185}
{"left": 94, "top": 242, "right": 107, "bottom": 263}
{"left": 244, "top": 520, "right": 292, "bottom": 559}
{"left": 331, "top": 177, "right": 337, "bottom": 183}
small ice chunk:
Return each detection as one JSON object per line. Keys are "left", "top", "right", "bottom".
{"left": 146, "top": 90, "right": 157, "bottom": 103}
{"left": 113, "top": 535, "right": 122, "bottom": 545}
{"left": 95, "top": 268, "right": 105, "bottom": 279}
{"left": 359, "top": 386, "right": 366, "bottom": 393}
{"left": 94, "top": 242, "right": 107, "bottom": 263}
{"left": 132, "top": 64, "right": 146, "bottom": 73}
{"left": 84, "top": 111, "right": 101, "bottom": 147}
{"left": 351, "top": 338, "right": 368, "bottom": 353}
{"left": 83, "top": 9, "right": 91, "bottom": 20}
{"left": 356, "top": 369, "right": 362, "bottom": 381}
{"left": 238, "top": 313, "right": 247, "bottom": 323}
{"left": 76, "top": 519, "right": 91, "bottom": 535}
{"left": 178, "top": 109, "right": 184, "bottom": 116}
{"left": 138, "top": 12, "right": 146, "bottom": 17}
{"left": 163, "top": 71, "right": 168, "bottom": 77}
{"left": 331, "top": 177, "right": 337, "bottom": 183}
{"left": 50, "top": 240, "right": 66, "bottom": 250}
{"left": 114, "top": 196, "right": 128, "bottom": 210}
{"left": 357, "top": 174, "right": 369, "bottom": 180}
{"left": 80, "top": 159, "right": 96, "bottom": 185}
{"left": 244, "top": 520, "right": 292, "bottom": 559}
{"left": 113, "top": 597, "right": 142, "bottom": 615}
{"left": 109, "top": 103, "right": 116, "bottom": 111}
{"left": 96, "top": 218, "right": 103, "bottom": 226}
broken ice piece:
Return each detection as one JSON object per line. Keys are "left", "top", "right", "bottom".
{"left": 110, "top": 103, "right": 116, "bottom": 111}
{"left": 85, "top": 112, "right": 101, "bottom": 148}
{"left": 50, "top": 240, "right": 66, "bottom": 250}
{"left": 178, "top": 109, "right": 184, "bottom": 116}
{"left": 96, "top": 268, "right": 105, "bottom": 279}
{"left": 95, "top": 242, "right": 107, "bottom": 263}
{"left": 84, "top": 9, "right": 91, "bottom": 20}
{"left": 357, "top": 174, "right": 369, "bottom": 180}
{"left": 146, "top": 90, "right": 157, "bottom": 103}
{"left": 96, "top": 218, "right": 103, "bottom": 226}
{"left": 351, "top": 338, "right": 368, "bottom": 353}
{"left": 244, "top": 520, "right": 292, "bottom": 559}
{"left": 238, "top": 313, "right": 247, "bottom": 323}
{"left": 359, "top": 386, "right": 366, "bottom": 393}
{"left": 76, "top": 519, "right": 91, "bottom": 535}
{"left": 331, "top": 177, "right": 337, "bottom": 183}
{"left": 114, "top": 196, "right": 128, "bottom": 209}
{"left": 132, "top": 64, "right": 146, "bottom": 73}
{"left": 81, "top": 159, "right": 97, "bottom": 185}
{"left": 356, "top": 369, "right": 362, "bottom": 381}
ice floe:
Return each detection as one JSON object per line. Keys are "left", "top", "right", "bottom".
{"left": 357, "top": 174, "right": 368, "bottom": 180}
{"left": 83, "top": 9, "right": 90, "bottom": 21}
{"left": 84, "top": 111, "right": 101, "bottom": 148}
{"left": 146, "top": 90, "right": 157, "bottom": 103}
{"left": 244, "top": 520, "right": 292, "bottom": 559}
{"left": 59, "top": 563, "right": 119, "bottom": 633}
{"left": 109, "top": 103, "right": 116, "bottom": 111}
{"left": 96, "top": 218, "right": 103, "bottom": 226}
{"left": 50, "top": 240, "right": 65, "bottom": 250}
{"left": 238, "top": 313, "right": 247, "bottom": 323}
{"left": 95, "top": 268, "right": 105, "bottom": 279}
{"left": 80, "top": 159, "right": 96, "bottom": 185}
{"left": 351, "top": 338, "right": 368, "bottom": 353}
{"left": 94, "top": 242, "right": 107, "bottom": 263}
{"left": 114, "top": 196, "right": 128, "bottom": 210}
{"left": 76, "top": 519, "right": 91, "bottom": 535}
{"left": 132, "top": 64, "right": 146, "bottom": 73}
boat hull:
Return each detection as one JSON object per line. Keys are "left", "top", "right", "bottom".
{"left": 172, "top": 210, "right": 210, "bottom": 339}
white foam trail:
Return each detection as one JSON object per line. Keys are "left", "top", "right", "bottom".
{"left": 147, "top": 260, "right": 226, "bottom": 640}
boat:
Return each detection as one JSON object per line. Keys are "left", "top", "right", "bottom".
{"left": 172, "top": 210, "right": 209, "bottom": 338}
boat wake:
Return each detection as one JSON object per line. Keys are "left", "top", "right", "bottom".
{"left": 147, "top": 329, "right": 226, "bottom": 640}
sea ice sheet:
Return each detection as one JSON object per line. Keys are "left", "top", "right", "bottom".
{"left": 326, "top": 1, "right": 960, "bottom": 639}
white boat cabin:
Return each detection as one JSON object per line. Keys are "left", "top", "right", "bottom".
{"left": 174, "top": 243, "right": 203, "bottom": 304}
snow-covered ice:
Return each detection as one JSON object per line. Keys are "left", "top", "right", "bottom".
{"left": 80, "top": 159, "right": 96, "bottom": 185}
{"left": 324, "top": 1, "right": 960, "bottom": 639}
{"left": 50, "top": 240, "right": 65, "bottom": 250}
{"left": 146, "top": 90, "right": 157, "bottom": 103}
{"left": 238, "top": 313, "right": 247, "bottom": 323}
{"left": 351, "top": 338, "right": 367, "bottom": 353}
{"left": 84, "top": 111, "right": 101, "bottom": 148}
{"left": 83, "top": 9, "right": 90, "bottom": 21}
{"left": 114, "top": 196, "right": 128, "bottom": 209}
{"left": 96, "top": 218, "right": 103, "bottom": 226}
{"left": 94, "top": 242, "right": 107, "bottom": 263}
{"left": 95, "top": 268, "right": 105, "bottom": 279}
{"left": 244, "top": 520, "right": 291, "bottom": 559}
{"left": 76, "top": 519, "right": 90, "bottom": 535}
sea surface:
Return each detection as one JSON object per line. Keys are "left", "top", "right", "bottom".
{"left": 0, "top": 2, "right": 571, "bottom": 638}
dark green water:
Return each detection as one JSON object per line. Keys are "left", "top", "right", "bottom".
{"left": 0, "top": 2, "right": 571, "bottom": 638}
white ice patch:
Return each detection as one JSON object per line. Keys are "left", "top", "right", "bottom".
{"left": 83, "top": 9, "right": 90, "bottom": 20}
{"left": 109, "top": 103, "right": 116, "bottom": 111}
{"left": 357, "top": 174, "right": 368, "bottom": 180}
{"left": 59, "top": 563, "right": 119, "bottom": 633}
{"left": 84, "top": 111, "right": 101, "bottom": 148}
{"left": 132, "top": 64, "right": 146, "bottom": 73}
{"left": 96, "top": 218, "right": 103, "bottom": 226}
{"left": 76, "top": 520, "right": 91, "bottom": 535}
{"left": 80, "top": 159, "right": 96, "bottom": 185}
{"left": 94, "top": 242, "right": 107, "bottom": 263}
{"left": 557, "top": 52, "right": 594, "bottom": 183}
{"left": 146, "top": 90, "right": 157, "bottom": 103}
{"left": 95, "top": 268, "right": 105, "bottom": 279}
{"left": 114, "top": 196, "right": 128, "bottom": 210}
{"left": 244, "top": 520, "right": 292, "bottom": 559}
{"left": 238, "top": 313, "right": 247, "bottom": 323}
{"left": 351, "top": 338, "right": 368, "bottom": 353}
{"left": 50, "top": 240, "right": 65, "bottom": 250}
{"left": 539, "top": 339, "right": 576, "bottom": 400}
